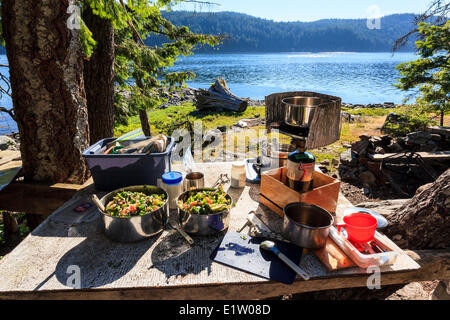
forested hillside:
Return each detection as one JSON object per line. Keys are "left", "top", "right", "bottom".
{"left": 144, "top": 11, "right": 418, "bottom": 52}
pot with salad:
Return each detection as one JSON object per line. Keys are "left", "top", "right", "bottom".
{"left": 98, "top": 185, "right": 168, "bottom": 242}
{"left": 177, "top": 186, "right": 232, "bottom": 235}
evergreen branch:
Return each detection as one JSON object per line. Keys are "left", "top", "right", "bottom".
{"left": 119, "top": 0, "right": 145, "bottom": 46}
{"left": 0, "top": 106, "right": 15, "bottom": 120}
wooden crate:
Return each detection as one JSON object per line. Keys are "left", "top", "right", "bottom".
{"left": 259, "top": 167, "right": 341, "bottom": 216}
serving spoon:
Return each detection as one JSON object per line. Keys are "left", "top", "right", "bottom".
{"left": 260, "top": 240, "right": 310, "bottom": 281}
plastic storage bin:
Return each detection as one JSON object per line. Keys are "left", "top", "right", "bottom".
{"left": 82, "top": 137, "right": 174, "bottom": 191}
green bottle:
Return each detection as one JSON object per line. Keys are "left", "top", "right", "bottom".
{"left": 285, "top": 140, "right": 315, "bottom": 193}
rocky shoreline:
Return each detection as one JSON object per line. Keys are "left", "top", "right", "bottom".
{"left": 0, "top": 133, "right": 20, "bottom": 151}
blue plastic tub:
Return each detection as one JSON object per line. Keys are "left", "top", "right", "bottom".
{"left": 82, "top": 137, "right": 174, "bottom": 191}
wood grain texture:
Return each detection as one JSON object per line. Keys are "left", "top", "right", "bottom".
{"left": 265, "top": 91, "right": 342, "bottom": 149}
{"left": 0, "top": 181, "right": 85, "bottom": 215}
{"left": 0, "top": 163, "right": 423, "bottom": 300}
{"left": 259, "top": 167, "right": 340, "bottom": 216}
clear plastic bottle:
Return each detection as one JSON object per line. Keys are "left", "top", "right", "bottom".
{"left": 231, "top": 161, "right": 246, "bottom": 188}
{"left": 161, "top": 171, "right": 183, "bottom": 209}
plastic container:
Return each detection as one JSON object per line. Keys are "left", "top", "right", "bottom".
{"left": 161, "top": 171, "right": 183, "bottom": 209}
{"left": 82, "top": 137, "right": 174, "bottom": 191}
{"left": 329, "top": 227, "right": 400, "bottom": 268}
{"left": 231, "top": 161, "right": 246, "bottom": 188}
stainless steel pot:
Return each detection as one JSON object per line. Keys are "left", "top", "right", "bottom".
{"left": 99, "top": 185, "right": 168, "bottom": 243}
{"left": 177, "top": 188, "right": 232, "bottom": 236}
{"left": 282, "top": 202, "right": 334, "bottom": 249}
{"left": 261, "top": 141, "right": 295, "bottom": 168}
{"left": 282, "top": 96, "right": 325, "bottom": 128}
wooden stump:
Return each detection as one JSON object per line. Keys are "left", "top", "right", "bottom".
{"left": 265, "top": 91, "right": 342, "bottom": 149}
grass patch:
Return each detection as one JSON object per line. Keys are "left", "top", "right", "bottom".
{"left": 114, "top": 102, "right": 266, "bottom": 137}
{"left": 342, "top": 107, "right": 396, "bottom": 117}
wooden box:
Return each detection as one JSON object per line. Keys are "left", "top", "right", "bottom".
{"left": 259, "top": 167, "right": 341, "bottom": 217}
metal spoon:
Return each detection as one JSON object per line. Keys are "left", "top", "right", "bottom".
{"left": 260, "top": 240, "right": 310, "bottom": 281}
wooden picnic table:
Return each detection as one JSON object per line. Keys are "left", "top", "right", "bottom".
{"left": 0, "top": 162, "right": 448, "bottom": 300}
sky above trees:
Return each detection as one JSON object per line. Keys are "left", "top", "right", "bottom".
{"left": 173, "top": 0, "right": 431, "bottom": 22}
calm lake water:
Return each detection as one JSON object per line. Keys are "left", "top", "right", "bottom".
{"left": 1, "top": 52, "right": 417, "bottom": 135}
{"left": 172, "top": 52, "right": 417, "bottom": 104}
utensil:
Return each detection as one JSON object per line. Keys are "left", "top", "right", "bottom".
{"left": 184, "top": 172, "right": 205, "bottom": 191}
{"left": 282, "top": 96, "right": 324, "bottom": 128}
{"left": 212, "top": 173, "right": 230, "bottom": 188}
{"left": 169, "top": 220, "right": 195, "bottom": 246}
{"left": 177, "top": 188, "right": 232, "bottom": 236}
{"left": 260, "top": 240, "right": 310, "bottom": 281}
{"left": 337, "top": 212, "right": 377, "bottom": 243}
{"left": 91, "top": 194, "right": 105, "bottom": 212}
{"left": 96, "top": 185, "right": 168, "bottom": 243}
{"left": 212, "top": 232, "right": 304, "bottom": 284}
{"left": 282, "top": 202, "right": 334, "bottom": 249}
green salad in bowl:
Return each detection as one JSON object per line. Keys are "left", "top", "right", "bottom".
{"left": 177, "top": 186, "right": 231, "bottom": 215}
{"left": 105, "top": 190, "right": 166, "bottom": 218}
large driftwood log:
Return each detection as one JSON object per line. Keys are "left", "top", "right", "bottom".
{"left": 383, "top": 168, "right": 450, "bottom": 250}
{"left": 194, "top": 79, "right": 248, "bottom": 112}
{"left": 265, "top": 91, "right": 342, "bottom": 149}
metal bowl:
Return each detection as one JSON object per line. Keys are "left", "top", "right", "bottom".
{"left": 283, "top": 96, "right": 326, "bottom": 128}
{"left": 99, "top": 185, "right": 168, "bottom": 243}
{"left": 177, "top": 188, "right": 232, "bottom": 236}
{"left": 282, "top": 202, "right": 334, "bottom": 249}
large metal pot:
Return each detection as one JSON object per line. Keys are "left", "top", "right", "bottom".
{"left": 282, "top": 202, "right": 334, "bottom": 249}
{"left": 99, "top": 185, "right": 168, "bottom": 243}
{"left": 283, "top": 96, "right": 325, "bottom": 128}
{"left": 177, "top": 188, "right": 232, "bottom": 236}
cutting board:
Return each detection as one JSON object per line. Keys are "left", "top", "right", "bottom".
{"left": 211, "top": 231, "right": 304, "bottom": 284}
{"left": 312, "top": 237, "right": 356, "bottom": 270}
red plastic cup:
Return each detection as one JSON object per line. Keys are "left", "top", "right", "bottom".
{"left": 337, "top": 212, "right": 377, "bottom": 243}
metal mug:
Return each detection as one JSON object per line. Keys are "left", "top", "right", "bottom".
{"left": 184, "top": 172, "right": 205, "bottom": 191}
{"left": 282, "top": 202, "right": 334, "bottom": 249}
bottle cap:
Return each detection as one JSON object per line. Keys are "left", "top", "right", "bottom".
{"left": 162, "top": 171, "right": 183, "bottom": 185}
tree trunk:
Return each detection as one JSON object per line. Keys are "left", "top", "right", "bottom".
{"left": 82, "top": 6, "right": 115, "bottom": 144}
{"left": 1, "top": 0, "right": 90, "bottom": 184}
{"left": 383, "top": 168, "right": 450, "bottom": 250}
{"left": 136, "top": 78, "right": 151, "bottom": 136}
{"left": 139, "top": 110, "right": 152, "bottom": 137}
{"left": 291, "top": 168, "right": 450, "bottom": 300}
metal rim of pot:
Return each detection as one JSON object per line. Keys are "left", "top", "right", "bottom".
{"left": 176, "top": 187, "right": 233, "bottom": 217}
{"left": 100, "top": 185, "right": 169, "bottom": 219}
{"left": 98, "top": 185, "right": 169, "bottom": 242}
{"left": 283, "top": 202, "right": 334, "bottom": 230}
{"left": 176, "top": 187, "right": 233, "bottom": 235}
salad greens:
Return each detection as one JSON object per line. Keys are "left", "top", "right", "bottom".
{"left": 105, "top": 191, "right": 166, "bottom": 218}
{"left": 177, "top": 186, "right": 231, "bottom": 215}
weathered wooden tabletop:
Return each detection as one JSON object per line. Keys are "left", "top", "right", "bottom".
{"left": 0, "top": 162, "right": 421, "bottom": 300}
